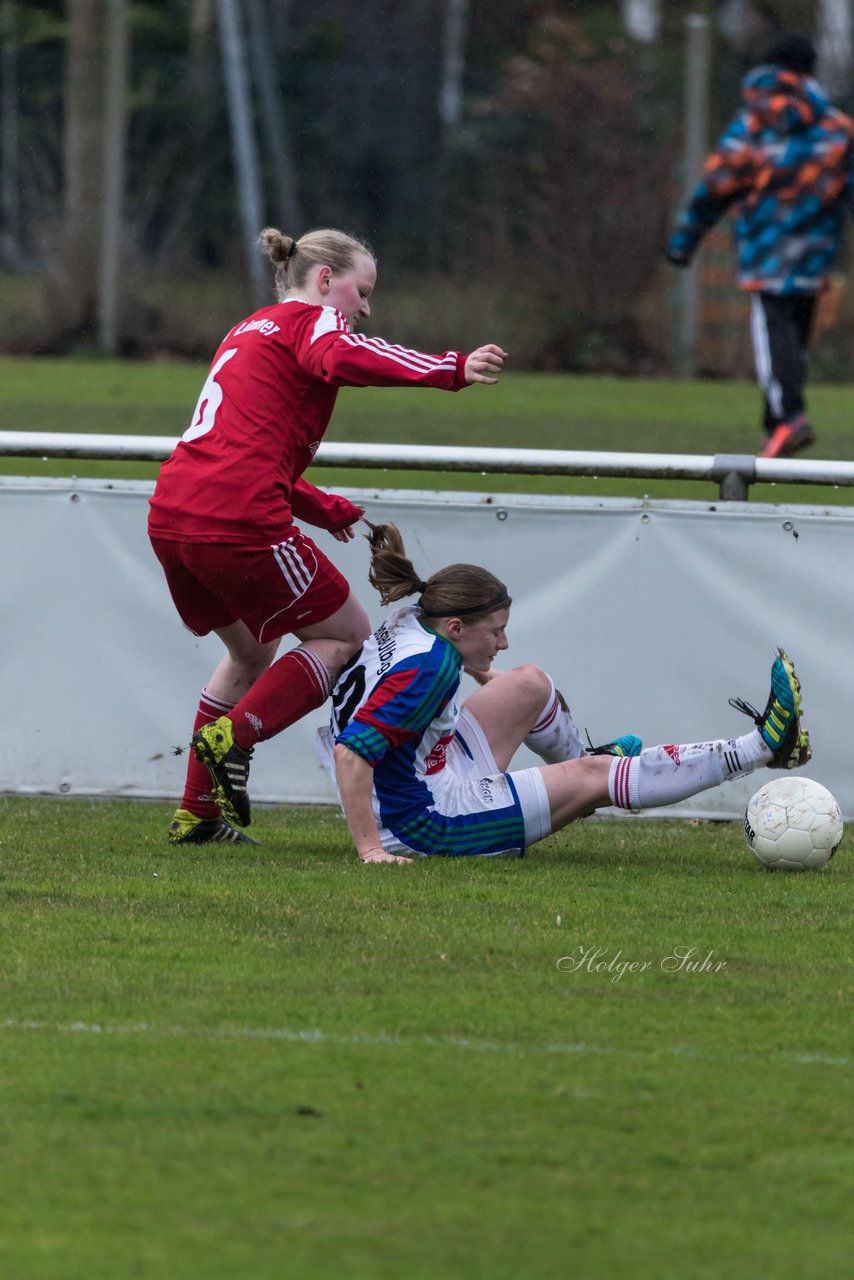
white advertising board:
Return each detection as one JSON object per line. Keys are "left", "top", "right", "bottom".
{"left": 2, "top": 477, "right": 852, "bottom": 821}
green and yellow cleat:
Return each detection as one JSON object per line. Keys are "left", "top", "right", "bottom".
{"left": 191, "top": 716, "right": 253, "bottom": 827}
{"left": 729, "top": 648, "right": 811, "bottom": 770}
{"left": 168, "top": 808, "right": 259, "bottom": 846}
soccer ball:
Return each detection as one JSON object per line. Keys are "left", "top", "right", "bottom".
{"left": 744, "top": 777, "right": 843, "bottom": 871}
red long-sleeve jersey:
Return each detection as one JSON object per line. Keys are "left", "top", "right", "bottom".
{"left": 148, "top": 300, "right": 468, "bottom": 545}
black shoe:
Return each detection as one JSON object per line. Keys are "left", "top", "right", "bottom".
{"left": 168, "top": 808, "right": 259, "bottom": 845}
{"left": 191, "top": 716, "right": 253, "bottom": 826}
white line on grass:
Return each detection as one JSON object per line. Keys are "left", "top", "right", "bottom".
{"left": 1, "top": 1017, "right": 851, "bottom": 1069}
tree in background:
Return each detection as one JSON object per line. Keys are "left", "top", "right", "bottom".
{"left": 445, "top": 9, "right": 676, "bottom": 370}
{"left": 1, "top": 0, "right": 63, "bottom": 276}
{"left": 57, "top": 0, "right": 104, "bottom": 336}
{"left": 3, "top": 0, "right": 853, "bottom": 369}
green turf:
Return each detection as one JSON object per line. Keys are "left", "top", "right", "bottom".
{"left": 0, "top": 796, "right": 851, "bottom": 1279}
{"left": 2, "top": 355, "right": 854, "bottom": 505}
{"left": 2, "top": 357, "right": 853, "bottom": 1272}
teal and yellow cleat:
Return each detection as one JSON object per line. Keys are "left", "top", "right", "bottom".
{"left": 587, "top": 733, "right": 643, "bottom": 758}
{"left": 168, "top": 807, "right": 259, "bottom": 846}
{"left": 729, "top": 648, "right": 811, "bottom": 770}
{"left": 191, "top": 715, "right": 253, "bottom": 827}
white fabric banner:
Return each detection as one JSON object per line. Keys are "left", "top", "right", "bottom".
{"left": 2, "top": 477, "right": 851, "bottom": 821}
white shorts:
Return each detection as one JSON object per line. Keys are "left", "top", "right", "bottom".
{"left": 448, "top": 706, "right": 552, "bottom": 855}
{"left": 316, "top": 709, "right": 552, "bottom": 859}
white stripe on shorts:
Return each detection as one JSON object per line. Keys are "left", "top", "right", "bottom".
{"left": 271, "top": 539, "right": 315, "bottom": 600}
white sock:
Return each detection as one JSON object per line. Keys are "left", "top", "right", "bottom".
{"left": 608, "top": 729, "right": 772, "bottom": 811}
{"left": 524, "top": 678, "right": 586, "bottom": 762}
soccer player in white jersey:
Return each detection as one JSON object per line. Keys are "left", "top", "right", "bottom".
{"left": 148, "top": 226, "right": 505, "bottom": 847}
{"left": 318, "top": 524, "right": 812, "bottom": 863}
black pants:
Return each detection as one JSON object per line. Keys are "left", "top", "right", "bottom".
{"left": 749, "top": 292, "right": 817, "bottom": 437}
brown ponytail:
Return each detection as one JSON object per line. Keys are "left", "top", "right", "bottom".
{"left": 364, "top": 522, "right": 511, "bottom": 620}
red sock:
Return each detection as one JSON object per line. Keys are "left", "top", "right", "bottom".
{"left": 230, "top": 647, "right": 331, "bottom": 747}
{"left": 181, "top": 688, "right": 236, "bottom": 818}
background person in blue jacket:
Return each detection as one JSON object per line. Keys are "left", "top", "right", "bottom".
{"left": 668, "top": 33, "right": 854, "bottom": 459}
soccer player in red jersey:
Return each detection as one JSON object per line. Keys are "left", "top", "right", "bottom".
{"left": 149, "top": 226, "right": 506, "bottom": 845}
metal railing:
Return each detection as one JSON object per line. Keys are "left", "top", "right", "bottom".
{"left": 3, "top": 431, "right": 854, "bottom": 500}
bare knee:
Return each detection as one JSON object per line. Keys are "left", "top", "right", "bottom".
{"left": 502, "top": 663, "right": 552, "bottom": 711}
{"left": 296, "top": 599, "right": 371, "bottom": 676}
{"left": 210, "top": 622, "right": 279, "bottom": 693}
{"left": 243, "top": 652, "right": 277, "bottom": 683}
{"left": 322, "top": 635, "right": 365, "bottom": 673}
{"left": 336, "top": 616, "right": 372, "bottom": 649}
{"left": 300, "top": 633, "right": 366, "bottom": 680}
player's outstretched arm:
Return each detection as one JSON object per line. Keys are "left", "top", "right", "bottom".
{"left": 464, "top": 344, "right": 507, "bottom": 385}
{"left": 333, "top": 742, "right": 412, "bottom": 864}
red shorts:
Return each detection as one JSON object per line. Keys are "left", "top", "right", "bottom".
{"left": 151, "top": 532, "right": 351, "bottom": 643}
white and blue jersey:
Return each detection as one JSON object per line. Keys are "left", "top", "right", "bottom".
{"left": 316, "top": 606, "right": 551, "bottom": 858}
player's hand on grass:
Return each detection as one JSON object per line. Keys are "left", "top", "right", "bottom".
{"left": 360, "top": 847, "right": 413, "bottom": 865}
{"left": 464, "top": 344, "right": 506, "bottom": 385}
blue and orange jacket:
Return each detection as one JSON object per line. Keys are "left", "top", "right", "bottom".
{"left": 668, "top": 66, "right": 854, "bottom": 294}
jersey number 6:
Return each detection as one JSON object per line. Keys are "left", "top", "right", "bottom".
{"left": 183, "top": 348, "right": 238, "bottom": 442}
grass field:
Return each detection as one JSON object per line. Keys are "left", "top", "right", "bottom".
{"left": 1, "top": 796, "right": 851, "bottom": 1280}
{"left": 3, "top": 354, "right": 854, "bottom": 505}
{"left": 2, "top": 356, "right": 853, "bottom": 1276}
